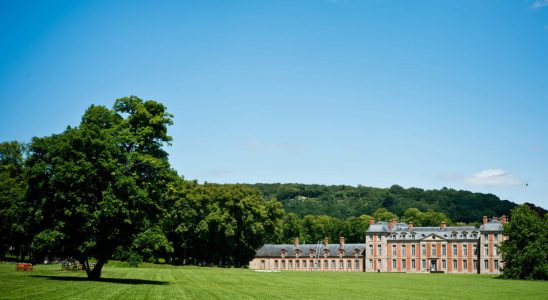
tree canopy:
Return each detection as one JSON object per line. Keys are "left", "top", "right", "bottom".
{"left": 249, "top": 183, "right": 516, "bottom": 223}
{"left": 24, "top": 96, "right": 174, "bottom": 279}
{"left": 500, "top": 204, "right": 548, "bottom": 280}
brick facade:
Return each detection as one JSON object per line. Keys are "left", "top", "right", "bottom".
{"left": 251, "top": 216, "right": 506, "bottom": 274}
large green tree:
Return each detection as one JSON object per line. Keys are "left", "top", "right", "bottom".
{"left": 25, "top": 96, "right": 174, "bottom": 279}
{"left": 500, "top": 204, "right": 548, "bottom": 280}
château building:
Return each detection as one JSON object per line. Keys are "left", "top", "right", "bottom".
{"left": 250, "top": 216, "right": 505, "bottom": 274}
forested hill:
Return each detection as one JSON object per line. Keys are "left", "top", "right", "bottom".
{"left": 248, "top": 183, "right": 517, "bottom": 224}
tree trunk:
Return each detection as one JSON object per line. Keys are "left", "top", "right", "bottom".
{"left": 85, "top": 258, "right": 106, "bottom": 280}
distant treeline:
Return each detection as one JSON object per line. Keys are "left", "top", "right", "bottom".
{"left": 248, "top": 183, "right": 517, "bottom": 224}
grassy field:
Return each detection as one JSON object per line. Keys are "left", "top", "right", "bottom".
{"left": 1, "top": 262, "right": 547, "bottom": 299}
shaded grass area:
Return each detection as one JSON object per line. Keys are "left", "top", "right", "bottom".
{"left": 1, "top": 263, "right": 547, "bottom": 299}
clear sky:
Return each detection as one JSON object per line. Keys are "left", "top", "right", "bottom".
{"left": 1, "top": 0, "right": 547, "bottom": 208}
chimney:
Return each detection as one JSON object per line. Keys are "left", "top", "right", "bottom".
{"left": 440, "top": 221, "right": 447, "bottom": 230}
{"left": 501, "top": 215, "right": 507, "bottom": 224}
{"left": 388, "top": 218, "right": 397, "bottom": 230}
{"left": 323, "top": 237, "right": 329, "bottom": 247}
{"left": 294, "top": 237, "right": 300, "bottom": 248}
{"left": 483, "top": 216, "right": 488, "bottom": 224}
{"left": 339, "top": 236, "right": 345, "bottom": 249}
{"left": 369, "top": 217, "right": 375, "bottom": 225}
{"left": 408, "top": 222, "right": 414, "bottom": 231}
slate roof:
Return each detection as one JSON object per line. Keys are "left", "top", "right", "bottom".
{"left": 367, "top": 221, "right": 483, "bottom": 241}
{"left": 479, "top": 220, "right": 504, "bottom": 232}
{"left": 367, "top": 221, "right": 390, "bottom": 233}
{"left": 255, "top": 243, "right": 365, "bottom": 258}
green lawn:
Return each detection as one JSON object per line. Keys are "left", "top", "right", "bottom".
{"left": 1, "top": 262, "right": 547, "bottom": 299}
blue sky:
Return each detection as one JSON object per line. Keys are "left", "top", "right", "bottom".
{"left": 1, "top": 0, "right": 547, "bottom": 208}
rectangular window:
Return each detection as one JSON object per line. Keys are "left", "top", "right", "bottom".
{"left": 452, "top": 244, "right": 457, "bottom": 256}
{"left": 411, "top": 245, "right": 416, "bottom": 256}
{"left": 442, "top": 244, "right": 446, "bottom": 256}
{"left": 369, "top": 245, "right": 373, "bottom": 255}
{"left": 347, "top": 260, "right": 351, "bottom": 269}
{"left": 324, "top": 260, "right": 328, "bottom": 269}
{"left": 453, "top": 259, "right": 457, "bottom": 269}
{"left": 495, "top": 260, "right": 499, "bottom": 270}
{"left": 442, "top": 259, "right": 446, "bottom": 269}
{"left": 484, "top": 234, "right": 488, "bottom": 240}
{"left": 331, "top": 260, "right": 336, "bottom": 268}
{"left": 463, "top": 259, "right": 467, "bottom": 270}
{"left": 402, "top": 245, "right": 406, "bottom": 256}
{"left": 412, "top": 259, "right": 416, "bottom": 269}
{"left": 494, "top": 234, "right": 499, "bottom": 241}
{"left": 484, "top": 260, "right": 488, "bottom": 269}
{"left": 377, "top": 259, "right": 381, "bottom": 270}
{"left": 484, "top": 245, "right": 489, "bottom": 256}
{"left": 473, "top": 260, "right": 477, "bottom": 270}
{"left": 378, "top": 245, "right": 382, "bottom": 255}
{"left": 303, "top": 260, "right": 307, "bottom": 268}
{"left": 463, "top": 245, "right": 468, "bottom": 256}
{"left": 354, "top": 260, "right": 359, "bottom": 270}
{"left": 339, "top": 260, "right": 343, "bottom": 269}
{"left": 392, "top": 259, "right": 396, "bottom": 269}
{"left": 402, "top": 259, "right": 406, "bottom": 269}
{"left": 392, "top": 245, "right": 397, "bottom": 256}
{"left": 495, "top": 245, "right": 499, "bottom": 256}
{"left": 422, "top": 244, "right": 426, "bottom": 255}
{"left": 378, "top": 234, "right": 382, "bottom": 241}
{"left": 431, "top": 245, "right": 436, "bottom": 256}
{"left": 421, "top": 259, "right": 426, "bottom": 269}
{"left": 473, "top": 245, "right": 478, "bottom": 255}
{"left": 274, "top": 260, "right": 278, "bottom": 269}
{"left": 288, "top": 260, "right": 292, "bottom": 268}
{"left": 369, "top": 259, "right": 373, "bottom": 270}
{"left": 295, "top": 260, "right": 299, "bottom": 268}
{"left": 281, "top": 260, "right": 286, "bottom": 269}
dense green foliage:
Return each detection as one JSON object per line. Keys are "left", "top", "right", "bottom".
{"left": 250, "top": 183, "right": 516, "bottom": 223}
{"left": 500, "top": 205, "right": 548, "bottom": 280}
{"left": 23, "top": 97, "right": 175, "bottom": 279}
{"left": 0, "top": 142, "right": 27, "bottom": 259}
{"left": 163, "top": 181, "right": 283, "bottom": 266}
{"left": 1, "top": 263, "right": 547, "bottom": 299}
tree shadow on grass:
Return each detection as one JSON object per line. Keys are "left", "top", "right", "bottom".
{"left": 30, "top": 275, "right": 170, "bottom": 285}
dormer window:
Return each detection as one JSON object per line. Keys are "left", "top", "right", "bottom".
{"left": 339, "top": 250, "right": 344, "bottom": 258}
{"left": 281, "top": 250, "right": 287, "bottom": 258}
{"left": 324, "top": 250, "right": 329, "bottom": 258}
{"left": 295, "top": 250, "right": 301, "bottom": 258}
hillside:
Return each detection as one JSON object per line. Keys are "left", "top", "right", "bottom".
{"left": 249, "top": 183, "right": 517, "bottom": 223}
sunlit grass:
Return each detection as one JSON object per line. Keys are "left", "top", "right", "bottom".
{"left": 1, "top": 262, "right": 546, "bottom": 299}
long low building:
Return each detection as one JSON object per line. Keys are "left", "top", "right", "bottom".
{"left": 250, "top": 216, "right": 506, "bottom": 274}
{"left": 249, "top": 237, "right": 366, "bottom": 272}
